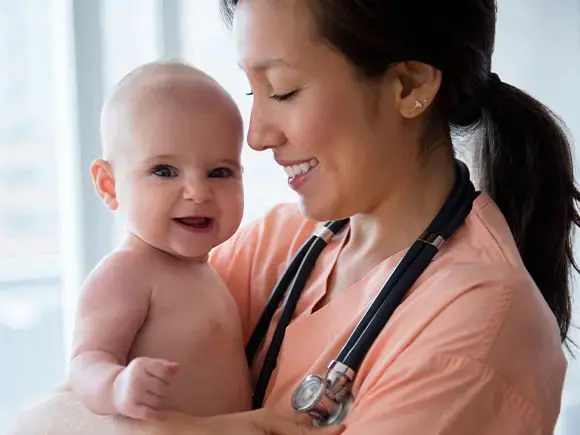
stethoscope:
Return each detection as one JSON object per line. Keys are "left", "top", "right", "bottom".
{"left": 246, "top": 159, "right": 478, "bottom": 426}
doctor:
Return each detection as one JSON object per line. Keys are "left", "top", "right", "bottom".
{"left": 11, "top": 0, "right": 578, "bottom": 434}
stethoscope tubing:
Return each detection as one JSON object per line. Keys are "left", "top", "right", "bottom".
{"left": 335, "top": 239, "right": 435, "bottom": 366}
{"left": 341, "top": 241, "right": 438, "bottom": 369}
{"left": 246, "top": 236, "right": 315, "bottom": 364}
{"left": 337, "top": 163, "right": 476, "bottom": 368}
{"left": 252, "top": 220, "right": 349, "bottom": 408}
{"left": 249, "top": 161, "right": 475, "bottom": 410}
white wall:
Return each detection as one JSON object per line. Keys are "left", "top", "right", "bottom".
{"left": 494, "top": 0, "right": 580, "bottom": 432}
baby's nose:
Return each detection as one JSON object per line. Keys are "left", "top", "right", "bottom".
{"left": 183, "top": 181, "right": 212, "bottom": 203}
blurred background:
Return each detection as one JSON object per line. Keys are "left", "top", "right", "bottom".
{"left": 0, "top": 0, "right": 579, "bottom": 432}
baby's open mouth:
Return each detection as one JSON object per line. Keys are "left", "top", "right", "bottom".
{"left": 173, "top": 217, "right": 214, "bottom": 231}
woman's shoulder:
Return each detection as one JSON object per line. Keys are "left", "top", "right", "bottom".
{"left": 358, "top": 259, "right": 564, "bottom": 430}
{"left": 243, "top": 202, "right": 318, "bottom": 241}
{"left": 213, "top": 202, "right": 318, "bottom": 262}
{"left": 413, "top": 192, "right": 564, "bottom": 367}
{"left": 209, "top": 202, "right": 320, "bottom": 338}
{"left": 397, "top": 258, "right": 566, "bottom": 425}
{"left": 385, "top": 193, "right": 568, "bottom": 423}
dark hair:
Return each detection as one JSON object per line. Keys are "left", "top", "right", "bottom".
{"left": 220, "top": 0, "right": 580, "bottom": 344}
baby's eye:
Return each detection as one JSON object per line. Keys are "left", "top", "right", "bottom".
{"left": 151, "top": 165, "right": 178, "bottom": 178}
{"left": 208, "top": 167, "right": 234, "bottom": 178}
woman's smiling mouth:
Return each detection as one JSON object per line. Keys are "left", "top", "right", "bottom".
{"left": 279, "top": 158, "right": 320, "bottom": 190}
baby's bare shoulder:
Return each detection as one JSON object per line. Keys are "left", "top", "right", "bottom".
{"left": 80, "top": 246, "right": 160, "bottom": 304}
{"left": 89, "top": 246, "right": 158, "bottom": 281}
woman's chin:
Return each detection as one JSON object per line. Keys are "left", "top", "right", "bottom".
{"left": 298, "top": 197, "right": 349, "bottom": 223}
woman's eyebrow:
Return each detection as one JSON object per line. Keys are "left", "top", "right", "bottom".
{"left": 238, "top": 58, "right": 291, "bottom": 71}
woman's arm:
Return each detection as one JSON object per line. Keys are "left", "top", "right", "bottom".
{"left": 337, "top": 269, "right": 563, "bottom": 435}
{"left": 8, "top": 390, "right": 343, "bottom": 435}
{"left": 340, "top": 352, "right": 544, "bottom": 435}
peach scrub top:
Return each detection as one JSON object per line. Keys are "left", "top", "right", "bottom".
{"left": 209, "top": 193, "right": 566, "bottom": 435}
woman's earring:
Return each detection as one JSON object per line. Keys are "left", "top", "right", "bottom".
{"left": 410, "top": 99, "right": 429, "bottom": 114}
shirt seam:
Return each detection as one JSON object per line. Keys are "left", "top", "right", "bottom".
{"left": 432, "top": 352, "right": 546, "bottom": 432}
{"left": 470, "top": 200, "right": 513, "bottom": 265}
{"left": 471, "top": 273, "right": 550, "bottom": 429}
{"left": 479, "top": 273, "right": 516, "bottom": 358}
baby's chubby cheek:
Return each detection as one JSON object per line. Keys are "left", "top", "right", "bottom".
{"left": 219, "top": 192, "right": 244, "bottom": 240}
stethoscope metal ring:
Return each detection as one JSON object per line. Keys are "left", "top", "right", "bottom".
{"left": 291, "top": 374, "right": 354, "bottom": 426}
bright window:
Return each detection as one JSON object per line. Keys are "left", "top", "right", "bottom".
{"left": 0, "top": 0, "right": 63, "bottom": 428}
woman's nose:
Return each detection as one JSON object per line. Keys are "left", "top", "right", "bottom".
{"left": 247, "top": 103, "right": 286, "bottom": 152}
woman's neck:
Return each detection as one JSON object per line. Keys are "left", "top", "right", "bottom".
{"left": 344, "top": 147, "right": 457, "bottom": 264}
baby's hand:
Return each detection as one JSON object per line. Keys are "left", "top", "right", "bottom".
{"left": 113, "top": 357, "right": 180, "bottom": 421}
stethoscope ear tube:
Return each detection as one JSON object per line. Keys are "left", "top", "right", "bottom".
{"left": 342, "top": 242, "right": 438, "bottom": 369}
{"left": 427, "top": 161, "right": 472, "bottom": 237}
{"left": 246, "top": 237, "right": 315, "bottom": 364}
{"left": 335, "top": 239, "right": 427, "bottom": 363}
{"left": 252, "top": 238, "right": 326, "bottom": 408}
{"left": 338, "top": 161, "right": 476, "bottom": 370}
{"left": 251, "top": 219, "right": 349, "bottom": 409}
{"left": 246, "top": 223, "right": 347, "bottom": 364}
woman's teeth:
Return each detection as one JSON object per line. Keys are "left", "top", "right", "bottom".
{"left": 284, "top": 159, "right": 319, "bottom": 178}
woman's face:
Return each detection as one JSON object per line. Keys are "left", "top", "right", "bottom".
{"left": 234, "top": 0, "right": 419, "bottom": 221}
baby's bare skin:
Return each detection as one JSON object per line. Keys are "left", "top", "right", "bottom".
{"left": 66, "top": 61, "right": 251, "bottom": 421}
{"left": 70, "top": 238, "right": 251, "bottom": 418}
{"left": 130, "top": 243, "right": 251, "bottom": 415}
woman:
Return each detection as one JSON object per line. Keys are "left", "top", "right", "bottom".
{"left": 11, "top": 0, "right": 579, "bottom": 434}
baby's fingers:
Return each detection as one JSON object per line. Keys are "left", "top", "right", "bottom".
{"left": 143, "top": 375, "right": 169, "bottom": 397}
{"left": 145, "top": 359, "right": 180, "bottom": 384}
{"left": 136, "top": 390, "right": 164, "bottom": 409}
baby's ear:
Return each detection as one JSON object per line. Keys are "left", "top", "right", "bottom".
{"left": 90, "top": 159, "right": 118, "bottom": 210}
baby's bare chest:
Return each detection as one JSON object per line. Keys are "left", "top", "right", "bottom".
{"left": 127, "top": 262, "right": 251, "bottom": 415}
{"left": 130, "top": 264, "right": 243, "bottom": 361}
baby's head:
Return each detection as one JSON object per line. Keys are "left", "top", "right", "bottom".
{"left": 92, "top": 61, "right": 244, "bottom": 259}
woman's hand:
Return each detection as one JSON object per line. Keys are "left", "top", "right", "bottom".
{"left": 185, "top": 409, "right": 344, "bottom": 435}
{"left": 8, "top": 389, "right": 343, "bottom": 435}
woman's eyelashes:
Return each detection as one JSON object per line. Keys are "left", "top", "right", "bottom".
{"left": 269, "top": 90, "right": 299, "bottom": 102}
{"left": 245, "top": 89, "right": 300, "bottom": 102}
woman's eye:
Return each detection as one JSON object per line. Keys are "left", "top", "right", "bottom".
{"left": 269, "top": 90, "right": 298, "bottom": 102}
{"left": 246, "top": 90, "right": 254, "bottom": 96}
{"left": 209, "top": 167, "right": 234, "bottom": 178}
{"left": 151, "top": 165, "right": 178, "bottom": 178}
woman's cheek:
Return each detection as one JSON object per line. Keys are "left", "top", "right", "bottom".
{"left": 284, "top": 99, "right": 346, "bottom": 155}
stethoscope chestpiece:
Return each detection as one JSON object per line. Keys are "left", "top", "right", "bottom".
{"left": 291, "top": 361, "right": 355, "bottom": 426}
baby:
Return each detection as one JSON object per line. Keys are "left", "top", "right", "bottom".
{"left": 68, "top": 61, "right": 251, "bottom": 421}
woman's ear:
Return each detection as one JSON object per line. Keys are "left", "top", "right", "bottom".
{"left": 392, "top": 61, "right": 442, "bottom": 119}
{"left": 90, "top": 159, "right": 118, "bottom": 210}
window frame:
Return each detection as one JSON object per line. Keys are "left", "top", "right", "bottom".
{"left": 0, "top": 0, "right": 183, "bottom": 363}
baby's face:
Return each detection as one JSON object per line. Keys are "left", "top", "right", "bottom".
{"left": 112, "top": 96, "right": 244, "bottom": 259}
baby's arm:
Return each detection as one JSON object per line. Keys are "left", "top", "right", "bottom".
{"left": 68, "top": 250, "right": 177, "bottom": 420}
